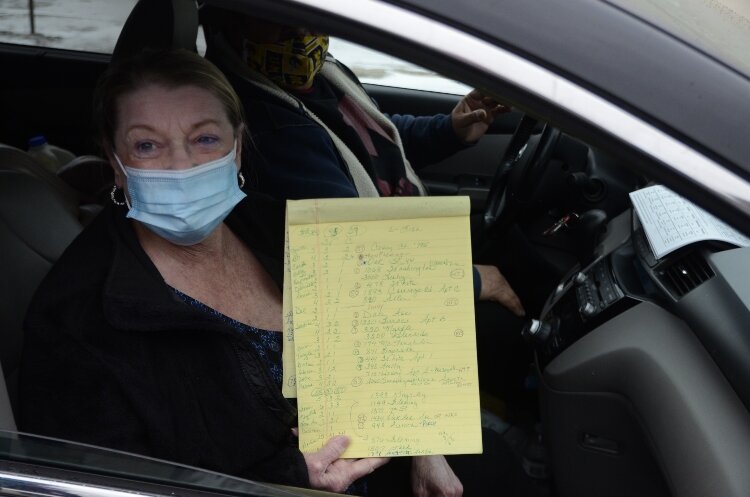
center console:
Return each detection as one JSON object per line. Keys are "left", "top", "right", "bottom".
{"left": 524, "top": 210, "right": 642, "bottom": 365}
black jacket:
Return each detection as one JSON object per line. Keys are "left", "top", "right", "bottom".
{"left": 19, "top": 196, "right": 311, "bottom": 487}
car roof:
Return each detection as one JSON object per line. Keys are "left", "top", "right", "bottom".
{"left": 355, "top": 0, "right": 750, "bottom": 179}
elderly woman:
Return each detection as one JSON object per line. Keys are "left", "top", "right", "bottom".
{"left": 19, "top": 50, "right": 528, "bottom": 497}
{"left": 18, "top": 49, "right": 387, "bottom": 492}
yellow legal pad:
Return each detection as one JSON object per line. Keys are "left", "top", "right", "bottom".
{"left": 283, "top": 197, "right": 482, "bottom": 458}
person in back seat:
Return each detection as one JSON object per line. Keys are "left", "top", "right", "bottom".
{"left": 18, "top": 48, "right": 528, "bottom": 497}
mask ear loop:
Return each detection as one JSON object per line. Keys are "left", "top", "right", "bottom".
{"left": 112, "top": 153, "right": 133, "bottom": 210}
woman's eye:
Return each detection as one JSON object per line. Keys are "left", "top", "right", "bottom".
{"left": 135, "top": 141, "right": 156, "bottom": 154}
{"left": 196, "top": 135, "right": 219, "bottom": 146}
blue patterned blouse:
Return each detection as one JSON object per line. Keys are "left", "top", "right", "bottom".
{"left": 171, "top": 287, "right": 283, "bottom": 388}
{"left": 171, "top": 287, "right": 367, "bottom": 495}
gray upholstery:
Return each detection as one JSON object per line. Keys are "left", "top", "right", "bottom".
{"left": 57, "top": 155, "right": 113, "bottom": 200}
{"left": 57, "top": 155, "right": 114, "bottom": 212}
{"left": 0, "top": 145, "right": 108, "bottom": 224}
{"left": 0, "top": 144, "right": 80, "bottom": 208}
{"left": 0, "top": 364, "right": 15, "bottom": 431}
{"left": 0, "top": 171, "right": 83, "bottom": 426}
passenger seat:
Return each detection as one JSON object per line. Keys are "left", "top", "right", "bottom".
{"left": 0, "top": 144, "right": 107, "bottom": 225}
{"left": 1, "top": 0, "right": 198, "bottom": 431}
{"left": 0, "top": 144, "right": 79, "bottom": 209}
{"left": 0, "top": 171, "right": 83, "bottom": 427}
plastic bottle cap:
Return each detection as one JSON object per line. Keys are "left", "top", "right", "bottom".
{"left": 28, "top": 135, "right": 48, "bottom": 147}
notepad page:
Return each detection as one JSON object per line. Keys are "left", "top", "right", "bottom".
{"left": 282, "top": 196, "right": 476, "bottom": 397}
{"left": 286, "top": 197, "right": 481, "bottom": 458}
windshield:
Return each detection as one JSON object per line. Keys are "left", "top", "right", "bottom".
{"left": 607, "top": 0, "right": 750, "bottom": 78}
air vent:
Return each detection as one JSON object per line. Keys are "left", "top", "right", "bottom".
{"left": 658, "top": 253, "right": 715, "bottom": 299}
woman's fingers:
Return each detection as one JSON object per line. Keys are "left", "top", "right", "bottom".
{"left": 303, "top": 437, "right": 390, "bottom": 493}
{"left": 312, "top": 435, "right": 350, "bottom": 468}
{"left": 345, "top": 456, "right": 391, "bottom": 478}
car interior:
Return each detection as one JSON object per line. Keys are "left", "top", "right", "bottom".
{"left": 2, "top": 0, "right": 750, "bottom": 496}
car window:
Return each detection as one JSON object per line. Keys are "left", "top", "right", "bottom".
{"left": 0, "top": 1, "right": 459, "bottom": 93}
{"left": 0, "top": 0, "right": 135, "bottom": 53}
{"left": 0, "top": 0, "right": 208, "bottom": 55}
{"left": 608, "top": 0, "right": 750, "bottom": 78}
{"left": 329, "top": 37, "right": 471, "bottom": 95}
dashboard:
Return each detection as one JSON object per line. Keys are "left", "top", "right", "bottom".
{"left": 531, "top": 208, "right": 750, "bottom": 395}
{"left": 528, "top": 206, "right": 750, "bottom": 497}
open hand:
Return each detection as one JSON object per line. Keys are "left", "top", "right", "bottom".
{"left": 451, "top": 89, "right": 511, "bottom": 144}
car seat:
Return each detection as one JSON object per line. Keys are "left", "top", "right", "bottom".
{"left": 57, "top": 155, "right": 114, "bottom": 206}
{"left": 0, "top": 144, "right": 80, "bottom": 208}
{"left": 0, "top": 144, "right": 108, "bottom": 225}
{"left": 0, "top": 171, "right": 83, "bottom": 426}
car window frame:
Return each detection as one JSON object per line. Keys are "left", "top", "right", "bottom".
{"left": 0, "top": 430, "right": 325, "bottom": 497}
{"left": 243, "top": 0, "right": 750, "bottom": 236}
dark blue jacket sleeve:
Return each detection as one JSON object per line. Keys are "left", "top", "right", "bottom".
{"left": 388, "top": 113, "right": 468, "bottom": 169}
{"left": 473, "top": 265, "right": 482, "bottom": 300}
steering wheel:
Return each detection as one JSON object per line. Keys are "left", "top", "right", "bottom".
{"left": 483, "top": 115, "right": 561, "bottom": 232}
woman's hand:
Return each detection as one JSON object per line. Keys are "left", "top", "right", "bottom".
{"left": 411, "top": 455, "right": 463, "bottom": 497}
{"left": 303, "top": 435, "right": 390, "bottom": 493}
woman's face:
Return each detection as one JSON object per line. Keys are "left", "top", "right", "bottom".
{"left": 110, "top": 83, "right": 240, "bottom": 187}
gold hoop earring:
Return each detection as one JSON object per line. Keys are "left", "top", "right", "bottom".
{"left": 238, "top": 172, "right": 246, "bottom": 189}
{"left": 110, "top": 185, "right": 126, "bottom": 206}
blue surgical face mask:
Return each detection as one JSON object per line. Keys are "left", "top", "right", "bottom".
{"left": 114, "top": 143, "right": 246, "bottom": 246}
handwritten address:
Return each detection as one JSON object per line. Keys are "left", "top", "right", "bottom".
{"left": 289, "top": 214, "right": 482, "bottom": 458}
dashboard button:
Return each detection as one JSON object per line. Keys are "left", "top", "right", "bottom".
{"left": 581, "top": 302, "right": 596, "bottom": 316}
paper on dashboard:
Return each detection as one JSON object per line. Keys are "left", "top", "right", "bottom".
{"left": 283, "top": 196, "right": 482, "bottom": 458}
{"left": 629, "top": 185, "right": 750, "bottom": 259}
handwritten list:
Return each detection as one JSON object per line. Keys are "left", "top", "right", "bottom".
{"left": 284, "top": 197, "right": 482, "bottom": 458}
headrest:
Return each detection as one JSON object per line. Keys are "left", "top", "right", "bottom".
{"left": 0, "top": 171, "right": 82, "bottom": 264}
{"left": 0, "top": 144, "right": 79, "bottom": 209}
{"left": 57, "top": 155, "right": 114, "bottom": 204}
{"left": 112, "top": 0, "right": 199, "bottom": 63}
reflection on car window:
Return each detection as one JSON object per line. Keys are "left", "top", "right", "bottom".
{"left": 329, "top": 37, "right": 471, "bottom": 95}
{"left": 0, "top": 430, "right": 298, "bottom": 497}
{"left": 0, "top": 0, "right": 136, "bottom": 53}
{"left": 608, "top": 0, "right": 750, "bottom": 78}
{"left": 0, "top": 0, "right": 208, "bottom": 55}
{"left": 0, "top": 0, "right": 459, "bottom": 91}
